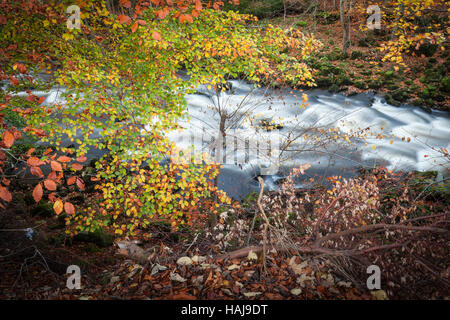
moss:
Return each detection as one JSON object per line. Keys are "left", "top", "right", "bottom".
{"left": 30, "top": 202, "right": 54, "bottom": 217}
{"left": 74, "top": 230, "right": 114, "bottom": 247}
{"left": 354, "top": 80, "right": 367, "bottom": 89}
{"left": 329, "top": 84, "right": 340, "bottom": 93}
{"left": 440, "top": 76, "right": 450, "bottom": 93}
{"left": 351, "top": 50, "right": 364, "bottom": 60}
{"left": 384, "top": 70, "right": 395, "bottom": 80}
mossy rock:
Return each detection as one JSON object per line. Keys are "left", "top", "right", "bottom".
{"left": 351, "top": 50, "right": 364, "bottom": 60}
{"left": 73, "top": 230, "right": 114, "bottom": 247}
{"left": 391, "top": 89, "right": 409, "bottom": 102}
{"left": 316, "top": 77, "right": 333, "bottom": 87}
{"left": 384, "top": 70, "right": 395, "bottom": 80}
{"left": 411, "top": 43, "right": 438, "bottom": 57}
{"left": 337, "top": 75, "right": 352, "bottom": 86}
{"left": 354, "top": 80, "right": 367, "bottom": 90}
{"left": 30, "top": 202, "right": 55, "bottom": 217}
{"left": 440, "top": 76, "right": 450, "bottom": 93}
{"left": 385, "top": 93, "right": 401, "bottom": 107}
{"left": 368, "top": 80, "right": 382, "bottom": 89}
{"left": 329, "top": 84, "right": 340, "bottom": 93}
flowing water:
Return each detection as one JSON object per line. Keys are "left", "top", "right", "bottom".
{"left": 8, "top": 79, "right": 450, "bottom": 200}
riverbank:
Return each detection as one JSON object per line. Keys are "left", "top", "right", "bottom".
{"left": 248, "top": 12, "right": 449, "bottom": 113}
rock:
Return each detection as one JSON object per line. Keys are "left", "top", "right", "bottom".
{"left": 191, "top": 255, "right": 206, "bottom": 263}
{"left": 247, "top": 250, "right": 258, "bottom": 261}
{"left": 371, "top": 289, "right": 388, "bottom": 300}
{"left": 243, "top": 291, "right": 262, "bottom": 298}
{"left": 170, "top": 273, "right": 187, "bottom": 282}
{"left": 176, "top": 256, "right": 193, "bottom": 266}
{"left": 150, "top": 263, "right": 167, "bottom": 276}
{"left": 290, "top": 288, "right": 302, "bottom": 295}
{"left": 227, "top": 264, "right": 240, "bottom": 271}
{"left": 110, "top": 276, "right": 120, "bottom": 284}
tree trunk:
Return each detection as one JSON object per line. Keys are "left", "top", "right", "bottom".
{"left": 340, "top": 0, "right": 350, "bottom": 56}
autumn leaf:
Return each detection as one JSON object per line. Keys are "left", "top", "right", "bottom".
{"left": 32, "top": 183, "right": 43, "bottom": 202}
{"left": 30, "top": 166, "right": 44, "bottom": 178}
{"left": 0, "top": 185, "right": 12, "bottom": 202}
{"left": 67, "top": 176, "right": 77, "bottom": 185}
{"left": 2, "top": 130, "right": 14, "bottom": 148}
{"left": 9, "top": 76, "right": 19, "bottom": 86}
{"left": 57, "top": 155, "right": 72, "bottom": 163}
{"left": 117, "top": 14, "right": 131, "bottom": 24}
{"left": 76, "top": 156, "right": 87, "bottom": 162}
{"left": 71, "top": 163, "right": 83, "bottom": 171}
{"left": 76, "top": 178, "right": 85, "bottom": 190}
{"left": 53, "top": 199, "right": 64, "bottom": 215}
{"left": 27, "top": 156, "right": 44, "bottom": 167}
{"left": 131, "top": 22, "right": 138, "bottom": 33}
{"left": 38, "top": 96, "right": 45, "bottom": 104}
{"left": 44, "top": 179, "right": 57, "bottom": 191}
{"left": 152, "top": 31, "right": 161, "bottom": 41}
{"left": 64, "top": 202, "right": 75, "bottom": 215}
{"left": 51, "top": 161, "right": 63, "bottom": 171}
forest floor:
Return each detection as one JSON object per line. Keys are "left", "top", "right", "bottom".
{"left": 0, "top": 168, "right": 448, "bottom": 300}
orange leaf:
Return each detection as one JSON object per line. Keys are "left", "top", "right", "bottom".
{"left": 67, "top": 176, "right": 76, "bottom": 185}
{"left": 76, "top": 156, "right": 87, "bottom": 162}
{"left": 27, "top": 156, "right": 44, "bottom": 167}
{"left": 152, "top": 31, "right": 161, "bottom": 41}
{"left": 71, "top": 163, "right": 83, "bottom": 171}
{"left": 30, "top": 166, "right": 44, "bottom": 178}
{"left": 131, "top": 22, "right": 138, "bottom": 33}
{"left": 118, "top": 14, "right": 131, "bottom": 24}
{"left": 51, "top": 161, "right": 63, "bottom": 171}
{"left": 64, "top": 202, "right": 75, "bottom": 215}
{"left": 2, "top": 130, "right": 14, "bottom": 148}
{"left": 32, "top": 183, "right": 43, "bottom": 203}
{"left": 0, "top": 185, "right": 12, "bottom": 202}
{"left": 53, "top": 199, "right": 63, "bottom": 215}
{"left": 9, "top": 76, "right": 19, "bottom": 86}
{"left": 57, "top": 155, "right": 71, "bottom": 163}
{"left": 44, "top": 179, "right": 57, "bottom": 191}
{"left": 76, "top": 178, "right": 85, "bottom": 190}
{"left": 38, "top": 96, "right": 45, "bottom": 104}
{"left": 137, "top": 19, "right": 146, "bottom": 25}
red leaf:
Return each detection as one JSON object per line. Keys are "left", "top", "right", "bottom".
{"left": 76, "top": 178, "right": 85, "bottom": 190}
{"left": 76, "top": 156, "right": 87, "bottom": 162}
{"left": 0, "top": 185, "right": 12, "bottom": 202}
{"left": 32, "top": 183, "right": 43, "bottom": 203}
{"left": 44, "top": 179, "right": 57, "bottom": 191}
{"left": 51, "top": 161, "right": 63, "bottom": 171}
{"left": 131, "top": 21, "right": 138, "bottom": 33}
{"left": 57, "top": 155, "right": 71, "bottom": 163}
{"left": 67, "top": 176, "right": 76, "bottom": 185}
{"left": 38, "top": 96, "right": 45, "bottom": 104}
{"left": 0, "top": 15, "right": 6, "bottom": 25}
{"left": 30, "top": 166, "right": 44, "bottom": 178}
{"left": 64, "top": 202, "right": 75, "bottom": 215}
{"left": 137, "top": 19, "right": 146, "bottom": 25}
{"left": 2, "top": 130, "right": 14, "bottom": 148}
{"left": 9, "top": 76, "right": 19, "bottom": 86}
{"left": 27, "top": 156, "right": 44, "bottom": 167}
{"left": 118, "top": 14, "right": 131, "bottom": 24}
{"left": 71, "top": 163, "right": 83, "bottom": 171}
{"left": 152, "top": 31, "right": 161, "bottom": 41}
